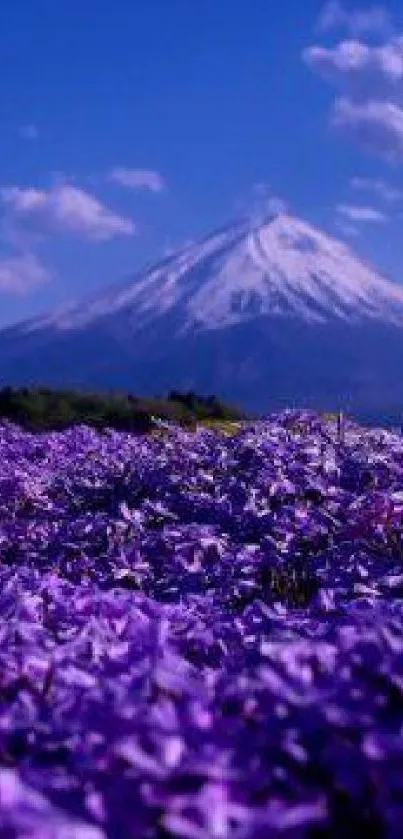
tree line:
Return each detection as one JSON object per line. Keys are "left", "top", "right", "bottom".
{"left": 0, "top": 386, "right": 246, "bottom": 432}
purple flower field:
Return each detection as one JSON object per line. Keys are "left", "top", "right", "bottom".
{"left": 2, "top": 410, "right": 403, "bottom": 838}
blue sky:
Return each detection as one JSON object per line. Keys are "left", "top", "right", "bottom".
{"left": 1, "top": 0, "right": 403, "bottom": 327}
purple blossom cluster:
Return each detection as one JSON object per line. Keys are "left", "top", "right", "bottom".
{"left": 1, "top": 411, "right": 403, "bottom": 837}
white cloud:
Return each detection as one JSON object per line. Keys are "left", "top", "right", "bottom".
{"left": 332, "top": 97, "right": 403, "bottom": 160}
{"left": 0, "top": 253, "right": 51, "bottom": 293}
{"left": 0, "top": 183, "right": 135, "bottom": 241}
{"left": 317, "top": 2, "right": 391, "bottom": 37}
{"left": 108, "top": 168, "right": 165, "bottom": 193}
{"left": 303, "top": 37, "right": 403, "bottom": 93}
{"left": 19, "top": 124, "right": 39, "bottom": 141}
{"left": 336, "top": 202, "right": 389, "bottom": 221}
{"left": 304, "top": 10, "right": 403, "bottom": 163}
{"left": 350, "top": 176, "right": 402, "bottom": 201}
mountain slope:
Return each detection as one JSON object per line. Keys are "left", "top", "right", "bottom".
{"left": 2, "top": 212, "right": 403, "bottom": 420}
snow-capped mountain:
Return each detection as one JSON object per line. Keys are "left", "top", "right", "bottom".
{"left": 21, "top": 213, "right": 403, "bottom": 331}
{"left": 2, "top": 211, "right": 403, "bottom": 420}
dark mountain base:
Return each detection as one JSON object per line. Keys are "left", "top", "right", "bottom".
{"left": 0, "top": 315, "right": 402, "bottom": 424}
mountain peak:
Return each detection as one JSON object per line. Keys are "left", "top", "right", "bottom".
{"left": 18, "top": 210, "right": 403, "bottom": 336}
{"left": 2, "top": 209, "right": 403, "bottom": 419}
{"left": 180, "top": 211, "right": 403, "bottom": 331}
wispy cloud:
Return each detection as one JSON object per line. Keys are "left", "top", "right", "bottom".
{"left": 336, "top": 202, "right": 389, "bottom": 222}
{"left": 335, "top": 219, "right": 360, "bottom": 238}
{"left": 19, "top": 124, "right": 39, "bottom": 141}
{"left": 238, "top": 183, "right": 288, "bottom": 221}
{"left": 332, "top": 97, "right": 403, "bottom": 161}
{"left": 317, "top": 1, "right": 391, "bottom": 37}
{"left": 304, "top": 7, "right": 403, "bottom": 162}
{"left": 350, "top": 176, "right": 402, "bottom": 201}
{"left": 108, "top": 168, "right": 165, "bottom": 193}
{"left": 263, "top": 196, "right": 288, "bottom": 216}
{"left": 162, "top": 237, "right": 194, "bottom": 258}
{"left": 0, "top": 183, "right": 135, "bottom": 241}
{"left": 0, "top": 252, "right": 51, "bottom": 293}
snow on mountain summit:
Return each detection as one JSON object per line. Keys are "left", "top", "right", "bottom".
{"left": 185, "top": 213, "right": 403, "bottom": 330}
{"left": 22, "top": 212, "right": 403, "bottom": 335}
{"left": 4, "top": 210, "right": 403, "bottom": 420}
